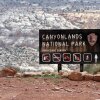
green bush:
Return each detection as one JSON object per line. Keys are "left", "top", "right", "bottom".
{"left": 84, "top": 64, "right": 100, "bottom": 74}
{"left": 32, "top": 73, "right": 61, "bottom": 79}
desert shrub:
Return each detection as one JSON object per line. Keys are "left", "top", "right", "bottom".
{"left": 84, "top": 64, "right": 100, "bottom": 74}
{"left": 42, "top": 73, "right": 61, "bottom": 79}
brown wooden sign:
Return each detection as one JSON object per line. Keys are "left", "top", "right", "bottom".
{"left": 39, "top": 29, "right": 100, "bottom": 64}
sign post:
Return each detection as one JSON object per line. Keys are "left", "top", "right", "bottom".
{"left": 58, "top": 64, "right": 62, "bottom": 72}
{"left": 80, "top": 63, "right": 84, "bottom": 72}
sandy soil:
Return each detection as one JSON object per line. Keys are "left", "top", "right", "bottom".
{"left": 0, "top": 77, "right": 100, "bottom": 100}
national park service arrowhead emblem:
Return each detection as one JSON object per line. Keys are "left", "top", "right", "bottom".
{"left": 87, "top": 33, "right": 97, "bottom": 46}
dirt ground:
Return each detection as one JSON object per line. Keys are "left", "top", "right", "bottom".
{"left": 0, "top": 77, "right": 100, "bottom": 100}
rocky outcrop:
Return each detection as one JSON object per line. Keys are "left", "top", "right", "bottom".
{"left": 66, "top": 71, "right": 100, "bottom": 82}
{"left": 93, "top": 74, "right": 100, "bottom": 82}
{"left": 0, "top": 67, "right": 17, "bottom": 77}
{"left": 59, "top": 71, "right": 68, "bottom": 78}
{"left": 68, "top": 71, "right": 83, "bottom": 81}
{"left": 22, "top": 72, "right": 42, "bottom": 77}
{"left": 0, "top": 4, "right": 78, "bottom": 72}
{"left": 83, "top": 74, "right": 94, "bottom": 81}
